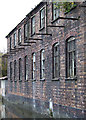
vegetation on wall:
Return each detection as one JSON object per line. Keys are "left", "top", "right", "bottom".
{"left": 0, "top": 51, "right": 7, "bottom": 77}
{"left": 54, "top": 2, "right": 77, "bottom": 13}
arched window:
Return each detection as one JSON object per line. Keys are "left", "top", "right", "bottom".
{"left": 40, "top": 49, "right": 45, "bottom": 79}
{"left": 66, "top": 37, "right": 76, "bottom": 78}
{"left": 53, "top": 43, "right": 60, "bottom": 79}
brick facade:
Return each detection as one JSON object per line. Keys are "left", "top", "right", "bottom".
{"left": 6, "top": 2, "right": 86, "bottom": 118}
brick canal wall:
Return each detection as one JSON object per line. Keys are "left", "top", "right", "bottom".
{"left": 6, "top": 2, "right": 86, "bottom": 118}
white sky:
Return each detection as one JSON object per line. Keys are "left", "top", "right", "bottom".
{"left": 0, "top": 0, "right": 41, "bottom": 53}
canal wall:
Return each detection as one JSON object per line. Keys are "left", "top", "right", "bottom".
{"left": 4, "top": 93, "right": 86, "bottom": 118}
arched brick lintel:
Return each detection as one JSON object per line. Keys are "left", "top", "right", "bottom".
{"left": 64, "top": 30, "right": 78, "bottom": 41}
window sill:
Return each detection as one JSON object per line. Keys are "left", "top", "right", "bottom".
{"left": 14, "top": 80, "right": 17, "bottom": 82}
{"left": 18, "top": 42, "right": 21, "bottom": 45}
{"left": 39, "top": 27, "right": 45, "bottom": 31}
{"left": 51, "top": 17, "right": 60, "bottom": 24}
{"left": 31, "top": 33, "right": 35, "bottom": 37}
{"left": 32, "top": 79, "right": 36, "bottom": 82}
{"left": 10, "top": 80, "right": 13, "bottom": 82}
{"left": 65, "top": 77, "right": 77, "bottom": 81}
{"left": 19, "top": 80, "right": 22, "bottom": 82}
{"left": 14, "top": 46, "right": 16, "bottom": 49}
{"left": 52, "top": 78, "right": 60, "bottom": 81}
{"left": 25, "top": 80, "right": 28, "bottom": 82}
{"left": 40, "top": 78, "right": 45, "bottom": 81}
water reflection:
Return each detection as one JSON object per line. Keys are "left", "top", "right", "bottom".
{"left": 0, "top": 101, "right": 48, "bottom": 119}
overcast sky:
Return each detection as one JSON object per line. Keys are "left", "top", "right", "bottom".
{"left": 0, "top": 0, "right": 41, "bottom": 53}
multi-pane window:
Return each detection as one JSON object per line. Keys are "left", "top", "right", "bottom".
{"left": 53, "top": 2, "right": 60, "bottom": 20}
{"left": 10, "top": 62, "right": 12, "bottom": 81}
{"left": 14, "top": 33, "right": 17, "bottom": 47}
{"left": 24, "top": 24, "right": 28, "bottom": 40}
{"left": 40, "top": 8, "right": 45, "bottom": 29}
{"left": 25, "top": 56, "right": 28, "bottom": 81}
{"left": 19, "top": 58, "right": 22, "bottom": 81}
{"left": 18, "top": 28, "right": 22, "bottom": 43}
{"left": 14, "top": 60, "right": 17, "bottom": 81}
{"left": 31, "top": 16, "right": 35, "bottom": 35}
{"left": 32, "top": 53, "right": 36, "bottom": 80}
{"left": 10, "top": 37, "right": 12, "bottom": 50}
{"left": 67, "top": 37, "right": 76, "bottom": 78}
{"left": 40, "top": 50, "right": 45, "bottom": 79}
{"left": 53, "top": 43, "right": 60, "bottom": 78}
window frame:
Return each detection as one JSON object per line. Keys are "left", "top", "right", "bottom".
{"left": 19, "top": 58, "right": 22, "bottom": 81}
{"left": 52, "top": 42, "right": 60, "bottom": 80}
{"left": 14, "top": 60, "right": 17, "bottom": 82}
{"left": 24, "top": 55, "right": 28, "bottom": 81}
{"left": 10, "top": 62, "right": 12, "bottom": 81}
{"left": 10, "top": 37, "right": 12, "bottom": 50}
{"left": 14, "top": 32, "right": 17, "bottom": 47}
{"left": 52, "top": 2, "right": 60, "bottom": 21}
{"left": 24, "top": 23, "right": 28, "bottom": 40}
{"left": 40, "top": 49, "right": 45, "bottom": 80}
{"left": 66, "top": 37, "right": 76, "bottom": 79}
{"left": 18, "top": 28, "right": 22, "bottom": 44}
{"left": 32, "top": 53, "right": 36, "bottom": 80}
{"left": 31, "top": 16, "right": 35, "bottom": 35}
{"left": 40, "top": 7, "right": 45, "bottom": 29}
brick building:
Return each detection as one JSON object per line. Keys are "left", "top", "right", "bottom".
{"left": 6, "top": 1, "right": 86, "bottom": 118}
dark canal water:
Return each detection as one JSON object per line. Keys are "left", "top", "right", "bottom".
{"left": 0, "top": 100, "right": 49, "bottom": 119}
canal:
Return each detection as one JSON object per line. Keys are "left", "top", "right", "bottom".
{"left": 0, "top": 100, "right": 49, "bottom": 119}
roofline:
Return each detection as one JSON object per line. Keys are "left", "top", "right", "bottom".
{"left": 6, "top": 1, "right": 46, "bottom": 39}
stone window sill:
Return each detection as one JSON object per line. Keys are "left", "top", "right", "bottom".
{"left": 19, "top": 80, "right": 22, "bottom": 82}
{"left": 52, "top": 78, "right": 60, "bottom": 81}
{"left": 31, "top": 33, "right": 35, "bottom": 37}
{"left": 39, "top": 27, "right": 45, "bottom": 31}
{"left": 65, "top": 77, "right": 77, "bottom": 81}
{"left": 25, "top": 80, "right": 28, "bottom": 82}
{"left": 40, "top": 78, "right": 45, "bottom": 81}
{"left": 32, "top": 79, "right": 36, "bottom": 82}
{"left": 10, "top": 80, "right": 13, "bottom": 82}
{"left": 51, "top": 17, "right": 60, "bottom": 24}
{"left": 14, "top": 80, "right": 17, "bottom": 82}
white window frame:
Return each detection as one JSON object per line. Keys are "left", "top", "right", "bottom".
{"left": 31, "top": 16, "right": 35, "bottom": 35}
{"left": 41, "top": 50, "right": 45, "bottom": 79}
{"left": 40, "top": 8, "right": 45, "bottom": 29}
{"left": 32, "top": 53, "right": 36, "bottom": 80}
